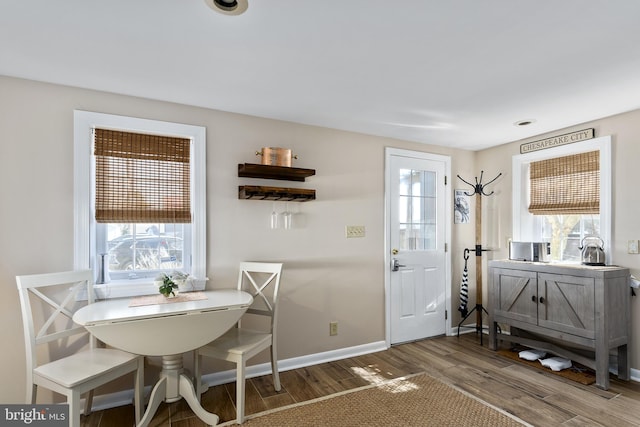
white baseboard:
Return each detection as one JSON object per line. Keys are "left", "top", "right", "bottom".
{"left": 448, "top": 325, "right": 484, "bottom": 337}
{"left": 201, "top": 340, "right": 388, "bottom": 388}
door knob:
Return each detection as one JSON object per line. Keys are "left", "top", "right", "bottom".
{"left": 392, "top": 258, "right": 406, "bottom": 271}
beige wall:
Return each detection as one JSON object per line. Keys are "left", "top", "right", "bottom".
{"left": 477, "top": 111, "right": 640, "bottom": 371}
{"left": 6, "top": 75, "right": 636, "bottom": 405}
{"left": 0, "top": 76, "right": 477, "bottom": 404}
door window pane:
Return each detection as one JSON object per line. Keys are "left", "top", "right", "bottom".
{"left": 399, "top": 169, "right": 412, "bottom": 196}
{"left": 421, "top": 169, "right": 436, "bottom": 197}
{"left": 399, "top": 195, "right": 410, "bottom": 223}
{"left": 398, "top": 169, "right": 437, "bottom": 251}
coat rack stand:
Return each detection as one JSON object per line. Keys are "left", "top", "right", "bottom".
{"left": 456, "top": 171, "right": 501, "bottom": 345}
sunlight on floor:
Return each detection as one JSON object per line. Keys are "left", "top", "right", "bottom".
{"left": 350, "top": 366, "right": 419, "bottom": 393}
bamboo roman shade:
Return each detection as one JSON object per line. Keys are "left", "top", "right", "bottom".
{"left": 528, "top": 150, "right": 599, "bottom": 215}
{"left": 94, "top": 129, "right": 191, "bottom": 223}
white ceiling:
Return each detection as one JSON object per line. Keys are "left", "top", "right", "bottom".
{"left": 2, "top": 1, "right": 640, "bottom": 151}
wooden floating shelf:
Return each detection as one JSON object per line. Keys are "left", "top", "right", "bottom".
{"left": 238, "top": 163, "right": 316, "bottom": 182}
{"left": 239, "top": 185, "right": 316, "bottom": 202}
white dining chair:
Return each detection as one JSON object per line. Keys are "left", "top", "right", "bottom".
{"left": 16, "top": 270, "right": 144, "bottom": 427}
{"left": 194, "top": 262, "right": 283, "bottom": 424}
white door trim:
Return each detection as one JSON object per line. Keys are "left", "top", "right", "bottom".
{"left": 384, "top": 147, "right": 452, "bottom": 347}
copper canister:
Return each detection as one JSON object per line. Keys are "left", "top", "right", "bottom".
{"left": 257, "top": 147, "right": 293, "bottom": 167}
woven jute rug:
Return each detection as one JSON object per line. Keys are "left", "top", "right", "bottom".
{"left": 228, "top": 373, "right": 529, "bottom": 426}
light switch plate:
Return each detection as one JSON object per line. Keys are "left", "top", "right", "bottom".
{"left": 628, "top": 240, "right": 639, "bottom": 254}
{"left": 346, "top": 225, "right": 365, "bottom": 238}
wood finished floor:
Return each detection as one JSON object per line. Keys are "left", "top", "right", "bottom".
{"left": 82, "top": 333, "right": 640, "bottom": 426}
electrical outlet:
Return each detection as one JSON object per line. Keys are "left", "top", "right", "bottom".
{"left": 628, "top": 240, "right": 639, "bottom": 254}
{"left": 329, "top": 321, "right": 338, "bottom": 336}
{"left": 346, "top": 225, "right": 365, "bottom": 238}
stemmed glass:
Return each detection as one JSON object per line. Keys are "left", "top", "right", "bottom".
{"left": 271, "top": 202, "right": 295, "bottom": 229}
{"left": 283, "top": 203, "right": 292, "bottom": 229}
{"left": 270, "top": 202, "right": 279, "bottom": 229}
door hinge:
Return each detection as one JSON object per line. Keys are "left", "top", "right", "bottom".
{"left": 444, "top": 243, "right": 448, "bottom": 252}
{"left": 445, "top": 310, "right": 448, "bottom": 320}
{"left": 444, "top": 175, "right": 447, "bottom": 185}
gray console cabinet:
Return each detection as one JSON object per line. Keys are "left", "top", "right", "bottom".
{"left": 488, "top": 260, "right": 630, "bottom": 389}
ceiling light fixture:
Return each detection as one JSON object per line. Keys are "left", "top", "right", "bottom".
{"left": 514, "top": 119, "right": 536, "bottom": 127}
{"left": 204, "top": 0, "right": 248, "bottom": 16}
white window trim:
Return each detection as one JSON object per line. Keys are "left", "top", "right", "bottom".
{"left": 512, "top": 135, "right": 611, "bottom": 262}
{"left": 74, "top": 110, "right": 206, "bottom": 298}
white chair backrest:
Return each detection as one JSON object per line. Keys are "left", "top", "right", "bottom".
{"left": 237, "top": 262, "right": 283, "bottom": 331}
{"left": 16, "top": 270, "right": 95, "bottom": 373}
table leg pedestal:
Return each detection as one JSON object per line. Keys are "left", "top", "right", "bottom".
{"left": 179, "top": 374, "right": 219, "bottom": 426}
{"left": 137, "top": 355, "right": 220, "bottom": 427}
{"left": 162, "top": 354, "right": 185, "bottom": 403}
{"left": 138, "top": 376, "right": 167, "bottom": 427}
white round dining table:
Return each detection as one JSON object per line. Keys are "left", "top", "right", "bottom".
{"left": 73, "top": 289, "right": 253, "bottom": 427}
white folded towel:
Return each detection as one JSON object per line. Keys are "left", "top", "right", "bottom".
{"left": 518, "top": 349, "right": 547, "bottom": 361}
{"left": 539, "top": 357, "right": 572, "bottom": 371}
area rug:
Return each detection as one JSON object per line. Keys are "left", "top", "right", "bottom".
{"left": 497, "top": 348, "right": 596, "bottom": 385}
{"left": 228, "top": 373, "right": 529, "bottom": 426}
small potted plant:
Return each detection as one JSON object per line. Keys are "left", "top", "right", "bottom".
{"left": 156, "top": 271, "right": 189, "bottom": 297}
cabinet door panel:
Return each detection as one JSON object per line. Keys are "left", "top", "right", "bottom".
{"left": 493, "top": 268, "right": 537, "bottom": 324}
{"left": 538, "top": 273, "right": 595, "bottom": 338}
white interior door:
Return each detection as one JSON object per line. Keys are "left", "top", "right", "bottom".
{"left": 386, "top": 148, "right": 450, "bottom": 344}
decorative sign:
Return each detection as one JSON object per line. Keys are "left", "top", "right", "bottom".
{"left": 520, "top": 128, "right": 594, "bottom": 154}
{"left": 454, "top": 190, "right": 470, "bottom": 224}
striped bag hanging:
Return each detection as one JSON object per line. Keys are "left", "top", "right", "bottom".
{"left": 458, "top": 249, "right": 469, "bottom": 317}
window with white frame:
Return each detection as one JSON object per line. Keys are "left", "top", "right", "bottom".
{"left": 512, "top": 136, "right": 611, "bottom": 263}
{"left": 74, "top": 111, "right": 206, "bottom": 298}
